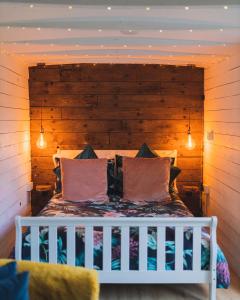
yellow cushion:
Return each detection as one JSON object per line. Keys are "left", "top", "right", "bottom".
{"left": 0, "top": 259, "right": 99, "bottom": 300}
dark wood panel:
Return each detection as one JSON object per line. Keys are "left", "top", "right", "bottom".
{"left": 30, "top": 107, "right": 202, "bottom": 121}
{"left": 32, "top": 156, "right": 54, "bottom": 170}
{"left": 29, "top": 67, "right": 61, "bottom": 82}
{"left": 31, "top": 94, "right": 98, "bottom": 107}
{"left": 177, "top": 157, "right": 202, "bottom": 170}
{"left": 98, "top": 94, "right": 204, "bottom": 109}
{"left": 30, "top": 119, "right": 202, "bottom": 133}
{"left": 31, "top": 64, "right": 203, "bottom": 82}
{"left": 61, "top": 107, "right": 202, "bottom": 121}
{"left": 60, "top": 64, "right": 138, "bottom": 82}
{"left": 30, "top": 107, "right": 61, "bottom": 120}
{"left": 135, "top": 65, "right": 204, "bottom": 82}
{"left": 29, "top": 63, "right": 204, "bottom": 190}
{"left": 109, "top": 132, "right": 203, "bottom": 146}
{"left": 29, "top": 81, "right": 203, "bottom": 96}
{"left": 31, "top": 119, "right": 123, "bottom": 133}
{"left": 121, "top": 119, "right": 202, "bottom": 133}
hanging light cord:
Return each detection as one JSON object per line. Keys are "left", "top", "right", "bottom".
{"left": 188, "top": 109, "right": 191, "bottom": 134}
{"left": 40, "top": 100, "right": 43, "bottom": 132}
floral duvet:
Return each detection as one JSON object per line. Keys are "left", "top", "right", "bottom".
{"left": 19, "top": 193, "right": 230, "bottom": 288}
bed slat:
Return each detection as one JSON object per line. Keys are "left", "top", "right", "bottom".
{"left": 193, "top": 226, "right": 202, "bottom": 271}
{"left": 157, "top": 226, "right": 165, "bottom": 270}
{"left": 31, "top": 225, "right": 39, "bottom": 262}
{"left": 121, "top": 226, "right": 130, "bottom": 271}
{"left": 175, "top": 226, "right": 184, "bottom": 271}
{"left": 139, "top": 226, "right": 148, "bottom": 271}
{"left": 103, "top": 226, "right": 112, "bottom": 271}
{"left": 67, "top": 225, "right": 76, "bottom": 266}
{"left": 85, "top": 226, "right": 93, "bottom": 268}
{"left": 49, "top": 225, "right": 58, "bottom": 263}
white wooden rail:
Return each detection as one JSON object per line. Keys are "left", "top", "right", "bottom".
{"left": 15, "top": 216, "right": 217, "bottom": 300}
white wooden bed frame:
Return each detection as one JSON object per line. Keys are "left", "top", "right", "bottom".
{"left": 15, "top": 149, "right": 218, "bottom": 299}
{"left": 15, "top": 216, "right": 217, "bottom": 299}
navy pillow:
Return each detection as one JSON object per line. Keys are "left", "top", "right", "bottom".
{"left": 0, "top": 261, "right": 16, "bottom": 280}
{"left": 0, "top": 271, "right": 29, "bottom": 300}
{"left": 135, "top": 143, "right": 158, "bottom": 158}
{"left": 116, "top": 143, "right": 175, "bottom": 169}
{"left": 169, "top": 166, "right": 181, "bottom": 193}
{"left": 74, "top": 145, "right": 98, "bottom": 159}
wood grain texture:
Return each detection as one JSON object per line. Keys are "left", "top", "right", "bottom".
{"left": 204, "top": 54, "right": 240, "bottom": 276}
{"left": 29, "top": 63, "right": 204, "bottom": 191}
{"left": 0, "top": 55, "right": 31, "bottom": 258}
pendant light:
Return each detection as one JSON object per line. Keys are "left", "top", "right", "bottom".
{"left": 36, "top": 100, "right": 47, "bottom": 149}
{"left": 186, "top": 108, "right": 195, "bottom": 150}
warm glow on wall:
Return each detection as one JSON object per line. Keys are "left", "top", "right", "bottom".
{"left": 186, "top": 109, "right": 195, "bottom": 150}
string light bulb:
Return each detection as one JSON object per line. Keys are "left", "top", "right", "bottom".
{"left": 186, "top": 109, "right": 195, "bottom": 150}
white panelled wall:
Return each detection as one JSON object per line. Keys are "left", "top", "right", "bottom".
{"left": 204, "top": 53, "right": 240, "bottom": 276}
{"left": 0, "top": 54, "right": 31, "bottom": 257}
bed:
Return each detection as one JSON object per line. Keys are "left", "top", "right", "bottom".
{"left": 15, "top": 149, "right": 230, "bottom": 300}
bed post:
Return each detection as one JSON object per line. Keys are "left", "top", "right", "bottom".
{"left": 15, "top": 216, "right": 22, "bottom": 260}
{"left": 209, "top": 216, "right": 217, "bottom": 300}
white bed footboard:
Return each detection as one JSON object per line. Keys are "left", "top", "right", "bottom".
{"left": 15, "top": 216, "right": 217, "bottom": 300}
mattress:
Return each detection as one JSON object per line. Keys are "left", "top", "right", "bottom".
{"left": 20, "top": 192, "right": 230, "bottom": 288}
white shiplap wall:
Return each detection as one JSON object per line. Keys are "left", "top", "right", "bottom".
{"left": 0, "top": 54, "right": 31, "bottom": 258}
{"left": 204, "top": 54, "right": 240, "bottom": 276}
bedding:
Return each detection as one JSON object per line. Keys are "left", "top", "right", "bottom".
{"left": 19, "top": 193, "right": 230, "bottom": 289}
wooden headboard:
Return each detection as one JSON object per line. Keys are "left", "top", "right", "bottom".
{"left": 30, "top": 64, "right": 203, "bottom": 192}
{"left": 53, "top": 149, "right": 177, "bottom": 167}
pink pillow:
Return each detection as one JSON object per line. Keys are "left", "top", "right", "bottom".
{"left": 60, "top": 157, "right": 108, "bottom": 202}
{"left": 123, "top": 157, "right": 171, "bottom": 203}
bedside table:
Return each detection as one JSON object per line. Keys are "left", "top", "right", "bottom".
{"left": 31, "top": 185, "right": 53, "bottom": 216}
{"left": 180, "top": 185, "right": 202, "bottom": 217}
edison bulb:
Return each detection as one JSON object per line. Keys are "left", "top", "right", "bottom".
{"left": 36, "top": 130, "right": 47, "bottom": 149}
{"left": 186, "top": 132, "right": 195, "bottom": 150}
